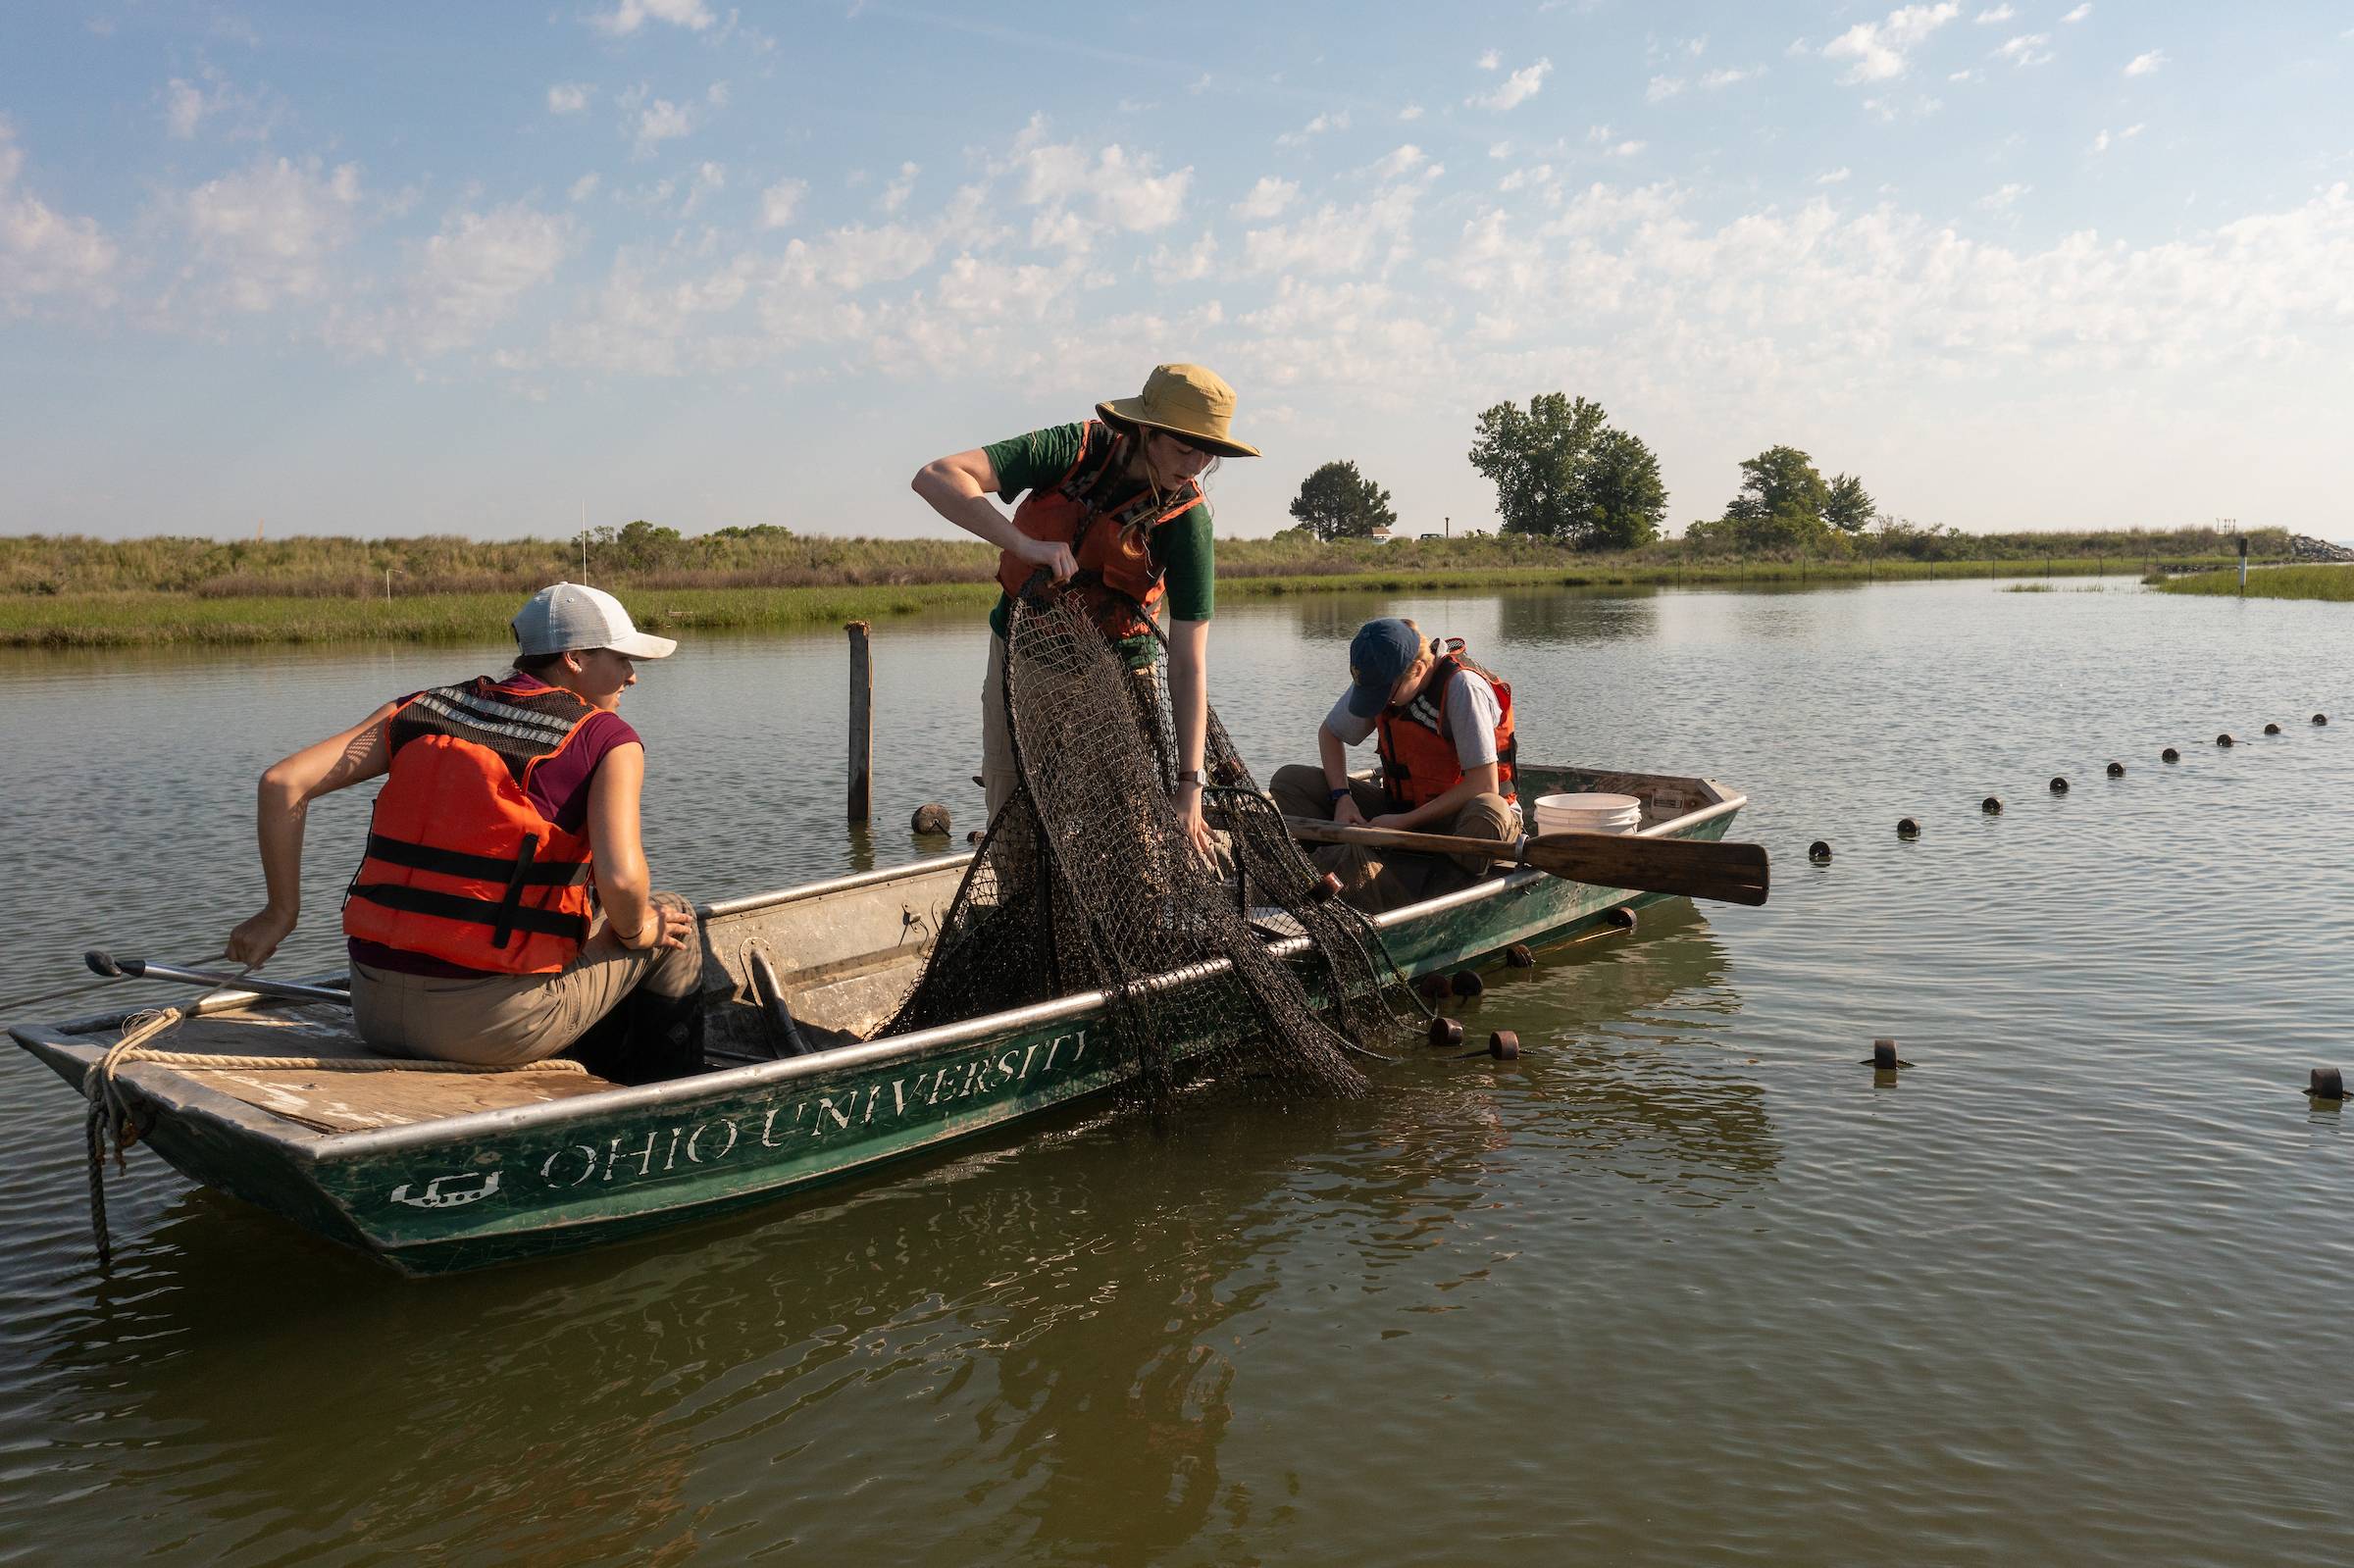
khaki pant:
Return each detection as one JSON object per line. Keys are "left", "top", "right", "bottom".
{"left": 981, "top": 632, "right": 1017, "bottom": 826}
{"left": 1268, "top": 764, "right": 1518, "bottom": 914}
{"left": 349, "top": 891, "right": 702, "bottom": 1067}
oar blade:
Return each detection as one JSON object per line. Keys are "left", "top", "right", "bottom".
{"left": 1521, "top": 832, "right": 1770, "bottom": 907}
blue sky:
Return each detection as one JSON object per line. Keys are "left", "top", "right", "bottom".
{"left": 3, "top": 1, "right": 2349, "bottom": 542}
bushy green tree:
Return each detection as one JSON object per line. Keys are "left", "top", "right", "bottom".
{"left": 1468, "top": 393, "right": 1665, "bottom": 550}
{"left": 1287, "top": 460, "right": 1400, "bottom": 541}
{"left": 1581, "top": 429, "right": 1668, "bottom": 550}
{"left": 1720, "top": 445, "right": 1832, "bottom": 548}
{"left": 1823, "top": 473, "right": 1876, "bottom": 532}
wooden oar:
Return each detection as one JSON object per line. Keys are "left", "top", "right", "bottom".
{"left": 1282, "top": 818, "right": 1770, "bottom": 907}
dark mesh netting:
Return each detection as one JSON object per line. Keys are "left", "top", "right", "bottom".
{"left": 885, "top": 588, "right": 1416, "bottom": 1103}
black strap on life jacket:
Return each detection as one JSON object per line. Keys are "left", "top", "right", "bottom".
{"left": 362, "top": 834, "right": 594, "bottom": 887}
{"left": 344, "top": 880, "right": 591, "bottom": 946}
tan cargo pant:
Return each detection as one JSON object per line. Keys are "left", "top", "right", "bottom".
{"left": 1268, "top": 765, "right": 1518, "bottom": 914}
{"left": 349, "top": 891, "right": 702, "bottom": 1067}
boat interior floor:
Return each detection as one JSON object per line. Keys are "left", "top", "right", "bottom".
{"left": 76, "top": 1002, "right": 628, "bottom": 1138}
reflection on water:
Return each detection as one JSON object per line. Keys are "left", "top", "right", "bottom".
{"left": 7, "top": 579, "right": 2354, "bottom": 1563}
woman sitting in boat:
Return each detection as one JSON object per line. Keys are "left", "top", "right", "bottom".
{"left": 910, "top": 362, "right": 1259, "bottom": 862}
{"left": 223, "top": 582, "right": 704, "bottom": 1083}
{"left": 1270, "top": 617, "right": 1520, "bottom": 912}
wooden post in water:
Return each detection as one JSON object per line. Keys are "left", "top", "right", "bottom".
{"left": 845, "top": 620, "right": 873, "bottom": 825}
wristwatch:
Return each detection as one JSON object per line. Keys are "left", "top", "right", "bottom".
{"left": 1177, "top": 769, "right": 1204, "bottom": 787}
{"left": 1327, "top": 784, "right": 1352, "bottom": 803}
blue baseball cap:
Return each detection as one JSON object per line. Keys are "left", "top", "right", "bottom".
{"left": 1346, "top": 618, "right": 1424, "bottom": 718}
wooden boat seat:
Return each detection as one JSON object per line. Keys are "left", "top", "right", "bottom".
{"left": 95, "top": 1001, "right": 625, "bottom": 1137}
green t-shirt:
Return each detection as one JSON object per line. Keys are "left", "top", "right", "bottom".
{"left": 981, "top": 421, "right": 1215, "bottom": 668}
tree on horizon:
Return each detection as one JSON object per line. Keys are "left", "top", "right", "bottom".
{"left": 1287, "top": 460, "right": 1400, "bottom": 541}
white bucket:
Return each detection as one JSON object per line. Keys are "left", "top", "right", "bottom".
{"left": 1531, "top": 791, "right": 1643, "bottom": 835}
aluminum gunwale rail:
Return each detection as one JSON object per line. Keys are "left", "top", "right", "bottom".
{"left": 316, "top": 786, "right": 1746, "bottom": 1159}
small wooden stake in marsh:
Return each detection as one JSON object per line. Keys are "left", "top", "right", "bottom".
{"left": 846, "top": 620, "right": 873, "bottom": 825}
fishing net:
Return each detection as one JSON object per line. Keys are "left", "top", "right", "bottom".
{"left": 885, "top": 587, "right": 1415, "bottom": 1104}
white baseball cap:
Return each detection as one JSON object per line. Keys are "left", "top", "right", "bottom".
{"left": 511, "top": 582, "right": 678, "bottom": 660}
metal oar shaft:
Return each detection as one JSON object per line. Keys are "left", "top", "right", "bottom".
{"left": 83, "top": 950, "right": 353, "bottom": 1006}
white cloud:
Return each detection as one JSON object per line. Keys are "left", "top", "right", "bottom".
{"left": 880, "top": 160, "right": 918, "bottom": 214}
{"left": 1242, "top": 180, "right": 1427, "bottom": 277}
{"left": 179, "top": 153, "right": 363, "bottom": 313}
{"left": 1149, "top": 232, "right": 1217, "bottom": 284}
{"left": 2063, "top": 3, "right": 2091, "bottom": 21}
{"left": 1277, "top": 111, "right": 1350, "bottom": 147}
{"left": 1977, "top": 181, "right": 2029, "bottom": 212}
{"left": 1477, "top": 48, "right": 1502, "bottom": 70}
{"left": 681, "top": 160, "right": 727, "bottom": 216}
{"left": 547, "top": 82, "right": 591, "bottom": 115}
{"left": 590, "top": 0, "right": 713, "bottom": 36}
{"left": 1973, "top": 4, "right": 2014, "bottom": 21}
{"left": 1949, "top": 68, "right": 1984, "bottom": 81}
{"left": 335, "top": 202, "right": 576, "bottom": 357}
{"left": 1371, "top": 144, "right": 1426, "bottom": 180}
{"left": 2089, "top": 124, "right": 2145, "bottom": 154}
{"left": 635, "top": 98, "right": 695, "bottom": 155}
{"left": 166, "top": 77, "right": 208, "bottom": 138}
{"left": 1233, "top": 175, "right": 1298, "bottom": 220}
{"left": 1994, "top": 33, "right": 2053, "bottom": 67}
{"left": 0, "top": 120, "right": 120, "bottom": 315}
{"left": 569, "top": 173, "right": 602, "bottom": 202}
{"left": 1702, "top": 66, "right": 1763, "bottom": 89}
{"left": 1469, "top": 58, "right": 1552, "bottom": 111}
{"left": 158, "top": 67, "right": 272, "bottom": 142}
{"left": 2123, "top": 49, "right": 2167, "bottom": 76}
{"left": 1647, "top": 75, "right": 1686, "bottom": 102}
{"left": 759, "top": 177, "right": 807, "bottom": 228}
{"left": 1822, "top": 4, "right": 1960, "bottom": 85}
{"left": 998, "top": 119, "right": 1193, "bottom": 248}
{"left": 1818, "top": 167, "right": 1853, "bottom": 183}
{"left": 1399, "top": 103, "right": 1424, "bottom": 121}
{"left": 1606, "top": 140, "right": 1646, "bottom": 157}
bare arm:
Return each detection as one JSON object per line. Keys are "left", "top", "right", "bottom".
{"left": 1317, "top": 721, "right": 1368, "bottom": 827}
{"left": 225, "top": 703, "right": 398, "bottom": 966}
{"left": 911, "top": 446, "right": 1077, "bottom": 582}
{"left": 1164, "top": 619, "right": 1214, "bottom": 860}
{"left": 583, "top": 742, "right": 684, "bottom": 949}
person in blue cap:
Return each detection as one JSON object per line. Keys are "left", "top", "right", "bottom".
{"left": 1269, "top": 617, "right": 1520, "bottom": 912}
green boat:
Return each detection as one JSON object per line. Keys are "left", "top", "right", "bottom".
{"left": 10, "top": 764, "right": 1749, "bottom": 1275}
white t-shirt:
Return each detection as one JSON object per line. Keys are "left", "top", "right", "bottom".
{"left": 1324, "top": 659, "right": 1505, "bottom": 772}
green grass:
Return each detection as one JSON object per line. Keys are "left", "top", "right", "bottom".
{"left": 2149, "top": 565, "right": 2354, "bottom": 602}
{"left": 0, "top": 550, "right": 2259, "bottom": 648}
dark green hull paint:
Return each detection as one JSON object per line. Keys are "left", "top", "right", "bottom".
{"left": 15, "top": 766, "right": 1744, "bottom": 1275}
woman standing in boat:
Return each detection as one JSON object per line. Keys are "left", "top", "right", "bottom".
{"left": 224, "top": 582, "right": 703, "bottom": 1082}
{"left": 911, "top": 362, "right": 1258, "bottom": 861}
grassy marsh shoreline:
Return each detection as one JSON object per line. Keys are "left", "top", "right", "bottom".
{"left": 2149, "top": 565, "right": 2354, "bottom": 602}
{"left": 0, "top": 553, "right": 2248, "bottom": 648}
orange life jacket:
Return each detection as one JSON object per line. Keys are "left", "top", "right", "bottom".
{"left": 994, "top": 420, "right": 1204, "bottom": 641}
{"left": 341, "top": 679, "right": 601, "bottom": 974}
{"left": 1374, "top": 639, "right": 1519, "bottom": 812}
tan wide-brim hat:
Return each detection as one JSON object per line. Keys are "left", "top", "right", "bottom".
{"left": 1097, "top": 362, "right": 1260, "bottom": 458}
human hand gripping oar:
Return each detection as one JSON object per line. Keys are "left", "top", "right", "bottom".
{"left": 1282, "top": 819, "right": 1770, "bottom": 907}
